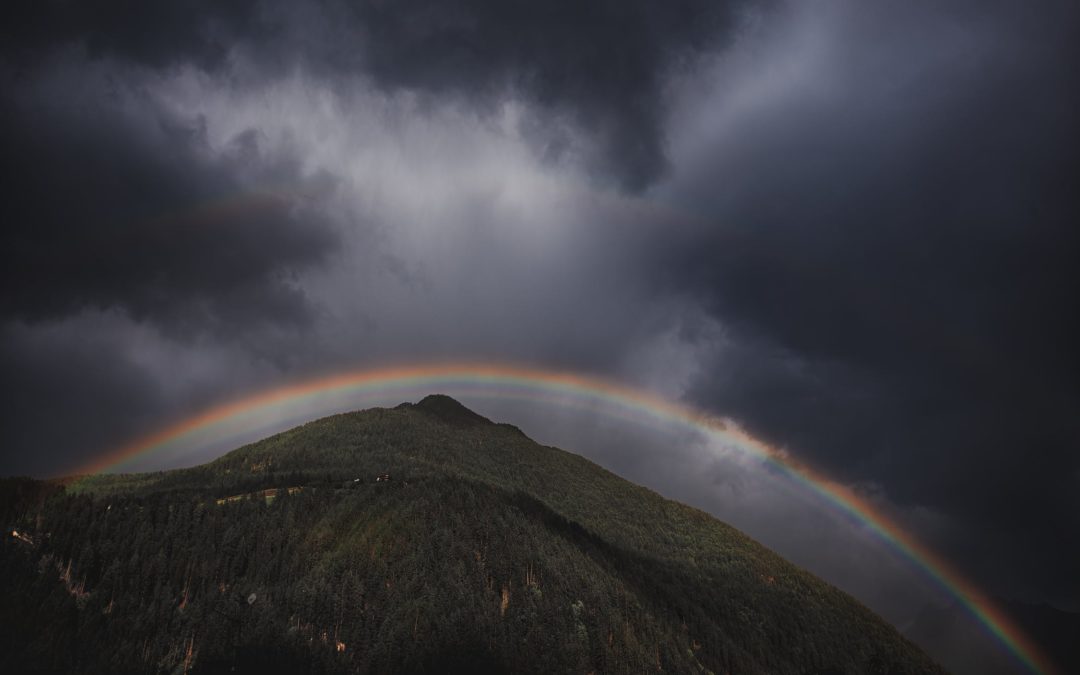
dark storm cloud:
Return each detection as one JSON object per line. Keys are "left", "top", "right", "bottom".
{"left": 0, "top": 318, "right": 165, "bottom": 477}
{"left": 0, "top": 14, "right": 344, "bottom": 475}
{"left": 1, "top": 0, "right": 263, "bottom": 69}
{"left": 0, "top": 2, "right": 1076, "bottom": 663}
{"left": 335, "top": 0, "right": 748, "bottom": 189}
{"left": 3, "top": 0, "right": 752, "bottom": 190}
{"left": 657, "top": 1, "right": 1079, "bottom": 603}
{"left": 0, "top": 66, "right": 339, "bottom": 337}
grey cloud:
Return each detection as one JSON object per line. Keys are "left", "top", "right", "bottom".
{"left": 651, "top": 0, "right": 1079, "bottom": 606}
{"left": 0, "top": 317, "right": 166, "bottom": 476}
{"left": 0, "top": 62, "right": 340, "bottom": 338}
{"left": 1, "top": 0, "right": 263, "bottom": 69}
{"left": 333, "top": 0, "right": 750, "bottom": 189}
{"left": 0, "top": 2, "right": 1076, "bottom": 671}
{"left": 4, "top": 1, "right": 755, "bottom": 190}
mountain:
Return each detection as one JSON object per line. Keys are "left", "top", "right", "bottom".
{"left": 0, "top": 395, "right": 944, "bottom": 674}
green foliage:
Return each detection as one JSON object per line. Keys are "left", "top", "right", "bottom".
{"left": 0, "top": 397, "right": 945, "bottom": 674}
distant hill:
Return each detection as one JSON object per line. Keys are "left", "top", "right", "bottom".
{"left": 0, "top": 395, "right": 944, "bottom": 674}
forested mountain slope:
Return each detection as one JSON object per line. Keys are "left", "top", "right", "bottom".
{"left": 0, "top": 395, "right": 945, "bottom": 674}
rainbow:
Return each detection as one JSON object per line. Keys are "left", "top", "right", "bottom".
{"left": 69, "top": 362, "right": 1057, "bottom": 675}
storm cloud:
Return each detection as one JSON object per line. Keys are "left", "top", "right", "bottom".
{"left": 0, "top": 2, "right": 1077, "bottom": 672}
{"left": 5, "top": 0, "right": 752, "bottom": 190}
{"left": 0, "top": 58, "right": 340, "bottom": 335}
{"left": 654, "top": 0, "right": 1080, "bottom": 604}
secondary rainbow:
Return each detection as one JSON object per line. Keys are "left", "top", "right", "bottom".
{"left": 69, "top": 362, "right": 1057, "bottom": 675}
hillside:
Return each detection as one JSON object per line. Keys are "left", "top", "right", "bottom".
{"left": 0, "top": 395, "right": 945, "bottom": 674}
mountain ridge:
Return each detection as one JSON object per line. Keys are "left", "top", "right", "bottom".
{"left": 1, "top": 396, "right": 945, "bottom": 674}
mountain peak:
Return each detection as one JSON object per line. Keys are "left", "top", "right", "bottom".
{"left": 413, "top": 394, "right": 493, "bottom": 428}
{"left": 11, "top": 401, "right": 947, "bottom": 674}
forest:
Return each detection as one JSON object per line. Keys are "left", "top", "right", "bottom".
{"left": 0, "top": 396, "right": 944, "bottom": 674}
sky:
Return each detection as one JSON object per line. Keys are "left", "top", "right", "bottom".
{"left": 1, "top": 1, "right": 1077, "bottom": 672}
